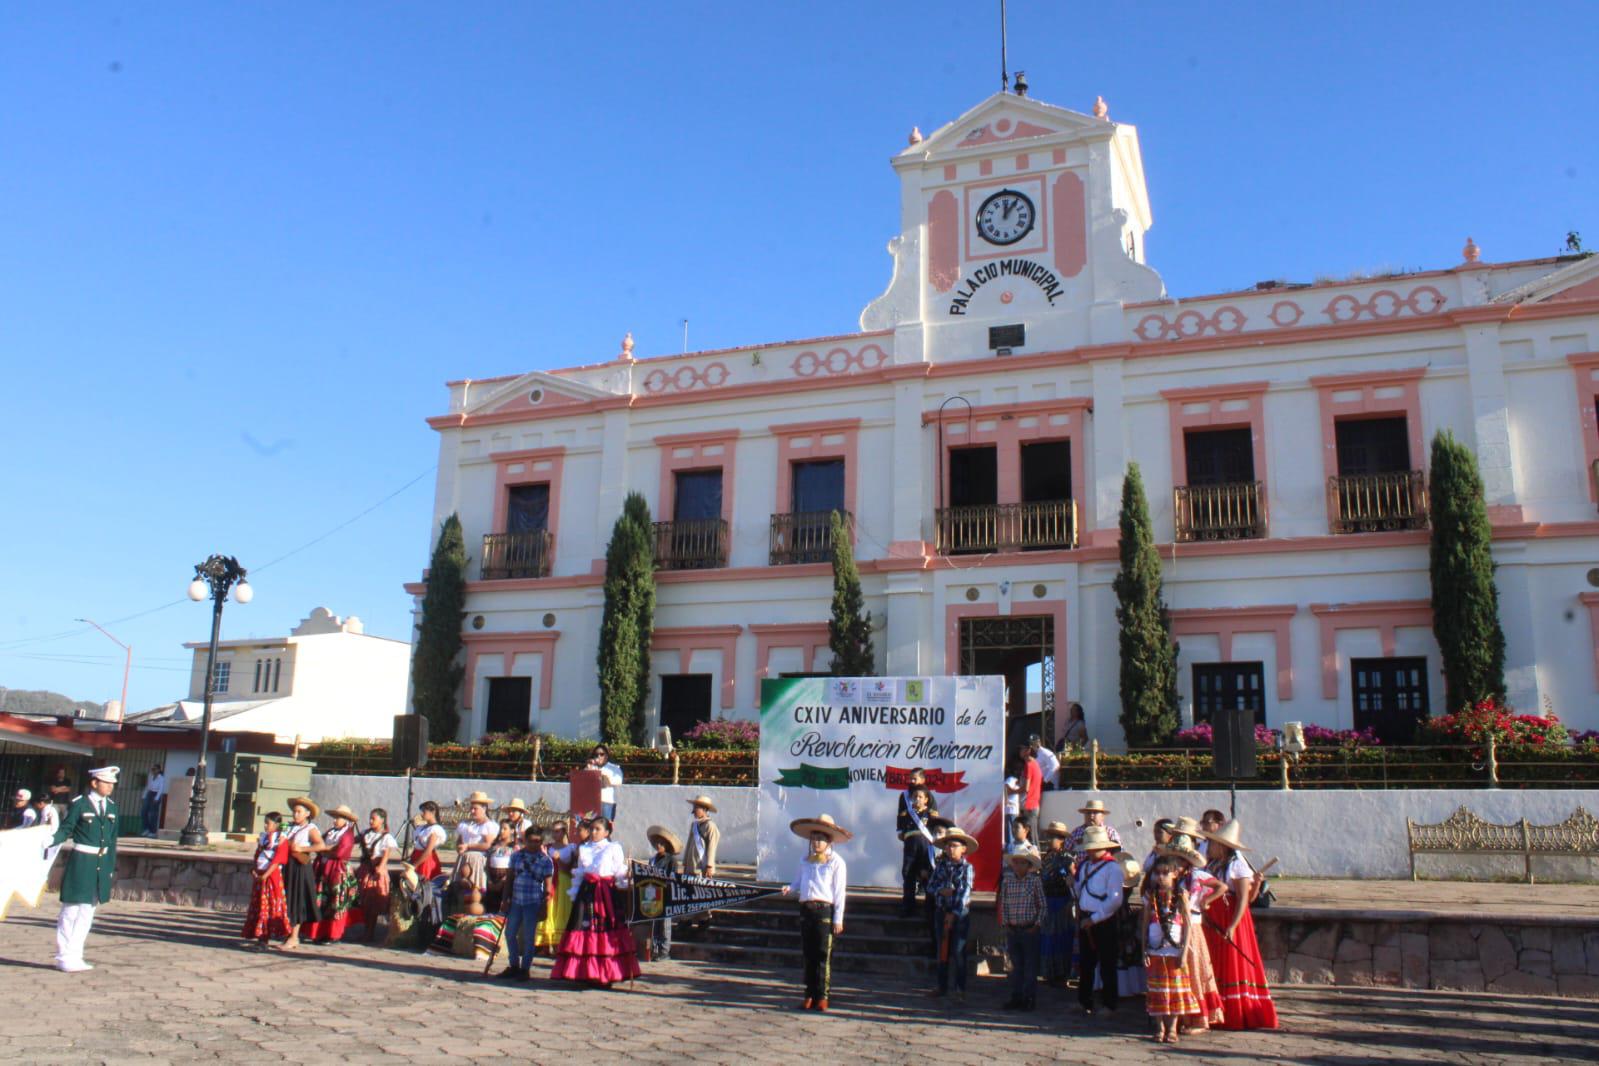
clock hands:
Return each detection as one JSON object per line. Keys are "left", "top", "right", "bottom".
{"left": 1001, "top": 198, "right": 1015, "bottom": 221}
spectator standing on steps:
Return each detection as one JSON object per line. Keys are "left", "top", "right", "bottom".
{"left": 1061, "top": 703, "right": 1089, "bottom": 748}
{"left": 1030, "top": 735, "right": 1060, "bottom": 791}
{"left": 140, "top": 764, "right": 166, "bottom": 837}
{"left": 1017, "top": 742, "right": 1043, "bottom": 842}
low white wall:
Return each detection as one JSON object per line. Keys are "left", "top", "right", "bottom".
{"left": 309, "top": 774, "right": 759, "bottom": 866}
{"left": 1041, "top": 788, "right": 1599, "bottom": 881}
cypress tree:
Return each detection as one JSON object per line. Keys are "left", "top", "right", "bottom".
{"left": 598, "top": 492, "right": 656, "bottom": 745}
{"left": 828, "top": 510, "right": 875, "bottom": 675}
{"left": 410, "top": 513, "right": 468, "bottom": 741}
{"left": 1428, "top": 430, "right": 1506, "bottom": 711}
{"left": 1113, "top": 463, "right": 1180, "bottom": 746}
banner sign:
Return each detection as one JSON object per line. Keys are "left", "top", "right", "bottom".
{"left": 758, "top": 676, "right": 1006, "bottom": 891}
{"left": 629, "top": 862, "right": 781, "bottom": 922}
{"left": 0, "top": 826, "right": 56, "bottom": 921}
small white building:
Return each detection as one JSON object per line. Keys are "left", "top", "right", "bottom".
{"left": 131, "top": 607, "right": 410, "bottom": 744}
{"left": 409, "top": 88, "right": 1599, "bottom": 749}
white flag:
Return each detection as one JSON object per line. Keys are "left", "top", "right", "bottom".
{"left": 0, "top": 825, "right": 57, "bottom": 920}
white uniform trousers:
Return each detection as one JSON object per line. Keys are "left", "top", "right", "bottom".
{"left": 56, "top": 902, "right": 96, "bottom": 967}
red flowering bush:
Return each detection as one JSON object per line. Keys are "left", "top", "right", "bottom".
{"left": 1170, "top": 722, "right": 1378, "bottom": 748}
{"left": 1418, "top": 698, "right": 1569, "bottom": 749}
{"left": 677, "top": 718, "right": 760, "bottom": 751}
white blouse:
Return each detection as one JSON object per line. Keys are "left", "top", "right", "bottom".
{"left": 569, "top": 839, "right": 628, "bottom": 898}
{"left": 455, "top": 818, "right": 498, "bottom": 849}
{"left": 412, "top": 823, "right": 446, "bottom": 853}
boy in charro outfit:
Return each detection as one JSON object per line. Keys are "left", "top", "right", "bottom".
{"left": 925, "top": 825, "right": 977, "bottom": 1003}
{"left": 780, "top": 813, "right": 850, "bottom": 1012}
{"left": 1074, "top": 824, "right": 1125, "bottom": 1015}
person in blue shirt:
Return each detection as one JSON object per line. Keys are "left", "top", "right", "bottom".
{"left": 925, "top": 826, "right": 978, "bottom": 1003}
{"left": 497, "top": 827, "right": 556, "bottom": 981}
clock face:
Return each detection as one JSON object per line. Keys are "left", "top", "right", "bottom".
{"left": 975, "top": 189, "right": 1036, "bottom": 246}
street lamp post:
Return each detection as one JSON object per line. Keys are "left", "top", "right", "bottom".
{"left": 180, "top": 554, "right": 252, "bottom": 847}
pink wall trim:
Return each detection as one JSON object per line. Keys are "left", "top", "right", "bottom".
{"left": 928, "top": 190, "right": 959, "bottom": 294}
{"left": 1567, "top": 353, "right": 1599, "bottom": 503}
{"left": 942, "top": 599, "right": 1068, "bottom": 738}
{"left": 1161, "top": 381, "right": 1270, "bottom": 507}
{"left": 1052, "top": 171, "right": 1086, "bottom": 279}
{"left": 1310, "top": 368, "right": 1427, "bottom": 488}
{"left": 1169, "top": 605, "right": 1297, "bottom": 700}
{"left": 1308, "top": 600, "right": 1433, "bottom": 699}
{"left": 490, "top": 447, "right": 565, "bottom": 549}
{"left": 926, "top": 397, "right": 1091, "bottom": 515}
{"left": 1580, "top": 592, "right": 1599, "bottom": 690}
{"left": 652, "top": 625, "right": 743, "bottom": 709}
{"left": 654, "top": 429, "right": 739, "bottom": 524}
{"left": 751, "top": 622, "right": 831, "bottom": 679}
{"left": 943, "top": 164, "right": 957, "bottom": 181}
{"left": 1551, "top": 277, "right": 1599, "bottom": 303}
{"left": 461, "top": 630, "right": 560, "bottom": 711}
{"left": 771, "top": 418, "right": 861, "bottom": 517}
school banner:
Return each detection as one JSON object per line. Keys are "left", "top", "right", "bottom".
{"left": 757, "top": 676, "right": 1005, "bottom": 891}
{"left": 629, "top": 861, "right": 781, "bottom": 922}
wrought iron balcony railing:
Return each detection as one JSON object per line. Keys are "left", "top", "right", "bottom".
{"left": 1174, "top": 480, "right": 1266, "bottom": 542}
{"left": 480, "top": 529, "right": 554, "bottom": 580}
{"left": 770, "top": 509, "right": 852, "bottom": 565}
{"left": 934, "top": 499, "right": 1077, "bottom": 555}
{"left": 652, "top": 517, "right": 729, "bottom": 570}
{"left": 1328, "top": 470, "right": 1428, "bottom": 534}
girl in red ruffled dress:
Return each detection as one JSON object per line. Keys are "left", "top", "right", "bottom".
{"left": 1200, "top": 819, "right": 1279, "bottom": 1030}
{"left": 551, "top": 815, "right": 640, "bottom": 987}
{"left": 408, "top": 800, "right": 446, "bottom": 880}
{"left": 241, "top": 811, "right": 292, "bottom": 946}
{"left": 305, "top": 805, "right": 360, "bottom": 943}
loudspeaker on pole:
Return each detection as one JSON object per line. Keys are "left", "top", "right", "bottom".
{"left": 393, "top": 714, "right": 429, "bottom": 770}
{"left": 1212, "top": 706, "right": 1258, "bottom": 781}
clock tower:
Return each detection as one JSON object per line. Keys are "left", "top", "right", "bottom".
{"left": 862, "top": 91, "right": 1165, "bottom": 362}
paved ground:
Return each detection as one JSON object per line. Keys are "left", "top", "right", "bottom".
{"left": 0, "top": 900, "right": 1595, "bottom": 1065}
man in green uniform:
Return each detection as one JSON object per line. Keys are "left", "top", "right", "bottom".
{"left": 49, "top": 765, "right": 120, "bottom": 972}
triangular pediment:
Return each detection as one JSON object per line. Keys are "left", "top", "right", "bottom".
{"left": 1493, "top": 255, "right": 1599, "bottom": 305}
{"left": 467, "top": 369, "right": 617, "bottom": 416}
{"left": 906, "top": 92, "right": 1108, "bottom": 160}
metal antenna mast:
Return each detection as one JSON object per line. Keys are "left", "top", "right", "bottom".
{"left": 1000, "top": 0, "right": 1009, "bottom": 92}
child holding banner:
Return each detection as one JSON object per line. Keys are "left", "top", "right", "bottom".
{"left": 644, "top": 825, "right": 680, "bottom": 960}
{"left": 896, "top": 784, "right": 939, "bottom": 918}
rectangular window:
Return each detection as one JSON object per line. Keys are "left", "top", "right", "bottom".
{"left": 1184, "top": 427, "right": 1255, "bottom": 486}
{"left": 253, "top": 659, "right": 263, "bottom": 693}
{"left": 274, "top": 658, "right": 283, "bottom": 693}
{"left": 1020, "top": 440, "right": 1071, "bottom": 502}
{"left": 790, "top": 459, "right": 845, "bottom": 514}
{"left": 672, "top": 469, "right": 724, "bottom": 522}
{"left": 1335, "top": 417, "right": 1411, "bottom": 476}
{"left": 212, "top": 661, "right": 231, "bottom": 694}
{"left": 948, "top": 445, "right": 998, "bottom": 508}
{"left": 659, "top": 674, "right": 714, "bottom": 743}
{"left": 1191, "top": 662, "right": 1265, "bottom": 727}
{"left": 505, "top": 483, "right": 550, "bottom": 534}
{"left": 485, "top": 676, "right": 533, "bottom": 735}
{"left": 1350, "top": 657, "right": 1430, "bottom": 744}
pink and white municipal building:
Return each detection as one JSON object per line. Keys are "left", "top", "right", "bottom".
{"left": 410, "top": 89, "right": 1599, "bottom": 748}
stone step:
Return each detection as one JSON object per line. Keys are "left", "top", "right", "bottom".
{"left": 666, "top": 939, "right": 937, "bottom": 976}
{"left": 675, "top": 922, "right": 933, "bottom": 957}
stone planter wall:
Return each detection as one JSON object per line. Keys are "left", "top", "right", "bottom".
{"left": 1256, "top": 910, "right": 1599, "bottom": 998}
{"left": 53, "top": 847, "right": 258, "bottom": 912}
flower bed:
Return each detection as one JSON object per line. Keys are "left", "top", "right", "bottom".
{"left": 300, "top": 735, "right": 757, "bottom": 786}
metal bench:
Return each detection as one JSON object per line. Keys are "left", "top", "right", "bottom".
{"left": 1406, "top": 805, "right": 1599, "bottom": 883}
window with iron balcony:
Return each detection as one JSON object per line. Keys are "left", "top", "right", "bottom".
{"left": 936, "top": 440, "right": 1077, "bottom": 554}
{"left": 771, "top": 458, "right": 848, "bottom": 564}
{"left": 654, "top": 468, "right": 728, "bottom": 570}
{"left": 1174, "top": 427, "right": 1265, "bottom": 542}
{"left": 482, "top": 482, "right": 554, "bottom": 579}
{"left": 1327, "top": 417, "right": 1428, "bottom": 534}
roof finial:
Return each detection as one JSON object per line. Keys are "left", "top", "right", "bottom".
{"left": 1092, "top": 95, "right": 1109, "bottom": 121}
{"left": 908, "top": 125, "right": 923, "bottom": 146}
{"left": 620, "top": 332, "right": 635, "bottom": 361}
{"left": 1462, "top": 236, "right": 1481, "bottom": 264}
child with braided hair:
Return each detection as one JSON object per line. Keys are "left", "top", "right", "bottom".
{"left": 1142, "top": 856, "right": 1199, "bottom": 1044}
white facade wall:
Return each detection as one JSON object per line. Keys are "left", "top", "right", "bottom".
{"left": 414, "top": 90, "right": 1599, "bottom": 746}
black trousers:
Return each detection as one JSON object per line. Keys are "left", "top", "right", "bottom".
{"left": 1077, "top": 914, "right": 1121, "bottom": 1010}
{"left": 798, "top": 901, "right": 835, "bottom": 1000}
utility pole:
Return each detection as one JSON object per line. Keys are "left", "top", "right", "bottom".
{"left": 76, "top": 618, "right": 131, "bottom": 721}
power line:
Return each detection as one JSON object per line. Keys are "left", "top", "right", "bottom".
{"left": 0, "top": 464, "right": 435, "bottom": 653}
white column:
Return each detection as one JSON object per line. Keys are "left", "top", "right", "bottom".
{"left": 884, "top": 571, "right": 928, "bottom": 676}
{"left": 890, "top": 381, "right": 929, "bottom": 551}
{"left": 1089, "top": 357, "right": 1127, "bottom": 546}
{"left": 1461, "top": 320, "right": 1522, "bottom": 519}
{"left": 593, "top": 408, "right": 632, "bottom": 551}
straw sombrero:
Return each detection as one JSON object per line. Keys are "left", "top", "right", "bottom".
{"left": 1174, "top": 815, "right": 1205, "bottom": 839}
{"left": 1078, "top": 799, "right": 1110, "bottom": 815}
{"left": 1076, "top": 825, "right": 1116, "bottom": 853}
{"left": 1203, "top": 819, "right": 1251, "bottom": 852}
{"left": 502, "top": 797, "right": 530, "bottom": 814}
{"left": 325, "top": 804, "right": 359, "bottom": 823}
{"left": 286, "top": 796, "right": 320, "bottom": 819}
{"left": 1005, "top": 845, "right": 1042, "bottom": 871}
{"left": 646, "top": 825, "right": 682, "bottom": 854}
{"left": 686, "top": 795, "right": 718, "bottom": 813}
{"left": 790, "top": 813, "right": 852, "bottom": 843}
{"left": 398, "top": 861, "right": 420, "bottom": 893}
{"left": 465, "top": 791, "right": 494, "bottom": 807}
{"left": 936, "top": 826, "right": 979, "bottom": 852}
{"left": 1120, "top": 855, "right": 1145, "bottom": 888}
{"left": 1157, "top": 837, "right": 1206, "bottom": 867}
{"left": 1040, "top": 820, "right": 1072, "bottom": 840}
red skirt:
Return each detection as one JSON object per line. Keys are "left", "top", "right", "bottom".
{"left": 409, "top": 848, "right": 441, "bottom": 881}
{"left": 242, "top": 866, "right": 291, "bottom": 942}
{"left": 305, "top": 861, "right": 359, "bottom": 942}
{"left": 357, "top": 860, "right": 390, "bottom": 930}
{"left": 1202, "top": 894, "right": 1279, "bottom": 1030}
{"left": 551, "top": 876, "right": 641, "bottom": 986}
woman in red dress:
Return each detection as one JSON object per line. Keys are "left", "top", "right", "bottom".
{"left": 241, "top": 811, "right": 292, "bottom": 946}
{"left": 1199, "top": 819, "right": 1279, "bottom": 1030}
{"left": 305, "top": 804, "right": 360, "bottom": 944}
{"left": 408, "top": 800, "right": 446, "bottom": 880}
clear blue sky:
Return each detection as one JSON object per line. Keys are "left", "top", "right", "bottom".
{"left": 2, "top": 3, "right": 1594, "bottom": 710}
